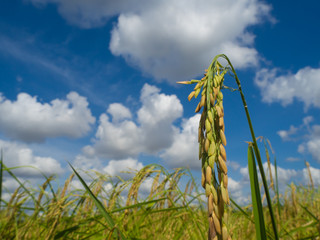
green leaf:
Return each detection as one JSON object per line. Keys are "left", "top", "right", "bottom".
{"left": 248, "top": 145, "right": 267, "bottom": 240}
{"left": 69, "top": 162, "right": 127, "bottom": 240}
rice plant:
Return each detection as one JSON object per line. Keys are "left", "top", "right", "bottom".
{"left": 177, "top": 54, "right": 318, "bottom": 240}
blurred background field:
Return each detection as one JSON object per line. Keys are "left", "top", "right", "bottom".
{"left": 1, "top": 161, "right": 319, "bottom": 239}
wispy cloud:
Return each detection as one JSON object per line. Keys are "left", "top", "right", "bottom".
{"left": 0, "top": 35, "right": 119, "bottom": 107}
{"left": 277, "top": 116, "right": 320, "bottom": 163}
{"left": 0, "top": 36, "right": 74, "bottom": 81}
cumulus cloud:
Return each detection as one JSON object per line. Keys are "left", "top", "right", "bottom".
{"left": 73, "top": 153, "right": 144, "bottom": 182}
{"left": 240, "top": 162, "right": 299, "bottom": 186}
{"left": 0, "top": 92, "right": 95, "bottom": 143}
{"left": 161, "top": 114, "right": 200, "bottom": 169}
{"left": 29, "top": 0, "right": 273, "bottom": 82}
{"left": 0, "top": 139, "right": 64, "bottom": 177}
{"left": 215, "top": 161, "right": 320, "bottom": 206}
{"left": 238, "top": 162, "right": 320, "bottom": 196}
{"left": 228, "top": 160, "right": 241, "bottom": 171}
{"left": 302, "top": 166, "right": 320, "bottom": 186}
{"left": 83, "top": 84, "right": 183, "bottom": 159}
{"left": 103, "top": 158, "right": 144, "bottom": 180}
{"left": 304, "top": 125, "right": 320, "bottom": 163}
{"left": 228, "top": 177, "right": 249, "bottom": 205}
{"left": 109, "top": 0, "right": 272, "bottom": 82}
{"left": 107, "top": 103, "right": 132, "bottom": 123}
{"left": 255, "top": 67, "right": 320, "bottom": 109}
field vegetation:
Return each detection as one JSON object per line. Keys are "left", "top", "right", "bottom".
{"left": 0, "top": 158, "right": 319, "bottom": 239}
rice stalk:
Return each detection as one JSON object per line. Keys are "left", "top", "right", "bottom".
{"left": 305, "top": 160, "right": 314, "bottom": 189}
{"left": 178, "top": 59, "right": 231, "bottom": 240}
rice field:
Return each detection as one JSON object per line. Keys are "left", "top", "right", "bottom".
{"left": 0, "top": 161, "right": 319, "bottom": 239}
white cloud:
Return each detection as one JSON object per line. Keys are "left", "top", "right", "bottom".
{"left": 0, "top": 92, "right": 95, "bottom": 142}
{"left": 277, "top": 117, "right": 320, "bottom": 163}
{"left": 161, "top": 114, "right": 200, "bottom": 169}
{"left": 29, "top": 0, "right": 273, "bottom": 83}
{"left": 72, "top": 154, "right": 144, "bottom": 183}
{"left": 240, "top": 162, "right": 299, "bottom": 188}
{"left": 82, "top": 84, "right": 183, "bottom": 159}
{"left": 29, "top": 0, "right": 152, "bottom": 28}
{"left": 286, "top": 157, "right": 300, "bottom": 162}
{"left": 277, "top": 125, "right": 298, "bottom": 141}
{"left": 303, "top": 116, "right": 314, "bottom": 126}
{"left": 241, "top": 162, "right": 298, "bottom": 185}
{"left": 3, "top": 178, "right": 20, "bottom": 192}
{"left": 107, "top": 103, "right": 132, "bottom": 122}
{"left": 228, "top": 160, "right": 241, "bottom": 171}
{"left": 255, "top": 67, "right": 320, "bottom": 109}
{"left": 103, "top": 158, "right": 144, "bottom": 180}
{"left": 92, "top": 114, "right": 143, "bottom": 159}
{"left": 302, "top": 166, "right": 320, "bottom": 186}
{"left": 2, "top": 178, "right": 22, "bottom": 202}
{"left": 270, "top": 163, "right": 298, "bottom": 183}
{"left": 110, "top": 0, "right": 272, "bottom": 82}
{"left": 228, "top": 177, "right": 249, "bottom": 205}
{"left": 236, "top": 162, "right": 320, "bottom": 204}
{"left": 0, "top": 139, "right": 64, "bottom": 177}
{"left": 305, "top": 127, "right": 320, "bottom": 163}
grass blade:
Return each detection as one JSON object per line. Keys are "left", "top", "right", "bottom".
{"left": 266, "top": 139, "right": 281, "bottom": 219}
{"left": 54, "top": 225, "right": 79, "bottom": 239}
{"left": 68, "top": 162, "right": 127, "bottom": 240}
{"left": 230, "top": 197, "right": 253, "bottom": 223}
{"left": 2, "top": 163, "right": 39, "bottom": 207}
{"left": 248, "top": 145, "right": 267, "bottom": 240}
{"left": 216, "top": 54, "right": 279, "bottom": 239}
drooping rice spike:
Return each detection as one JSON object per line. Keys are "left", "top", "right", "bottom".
{"left": 205, "top": 119, "right": 212, "bottom": 132}
{"left": 220, "top": 129, "right": 227, "bottom": 146}
{"left": 177, "top": 80, "right": 192, "bottom": 84}
{"left": 216, "top": 105, "right": 223, "bottom": 118}
{"left": 179, "top": 59, "right": 230, "bottom": 240}
{"left": 201, "top": 169, "right": 206, "bottom": 188}
{"left": 210, "top": 185, "right": 218, "bottom": 205}
{"left": 200, "top": 95, "right": 206, "bottom": 107}
{"left": 208, "top": 193, "right": 214, "bottom": 216}
{"left": 208, "top": 143, "right": 215, "bottom": 156}
{"left": 195, "top": 88, "right": 201, "bottom": 98}
{"left": 210, "top": 92, "right": 215, "bottom": 105}
{"left": 223, "top": 174, "right": 228, "bottom": 188}
{"left": 222, "top": 224, "right": 229, "bottom": 240}
{"left": 209, "top": 155, "right": 215, "bottom": 168}
{"left": 206, "top": 166, "right": 212, "bottom": 184}
{"left": 219, "top": 117, "right": 224, "bottom": 128}
{"left": 219, "top": 155, "right": 228, "bottom": 174}
{"left": 221, "top": 183, "right": 228, "bottom": 204}
{"left": 212, "top": 211, "right": 221, "bottom": 235}
{"left": 195, "top": 102, "right": 201, "bottom": 113}
{"left": 188, "top": 91, "right": 195, "bottom": 101}
{"left": 220, "top": 144, "right": 227, "bottom": 161}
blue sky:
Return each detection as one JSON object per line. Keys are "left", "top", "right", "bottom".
{"left": 0, "top": 0, "right": 320, "bottom": 204}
